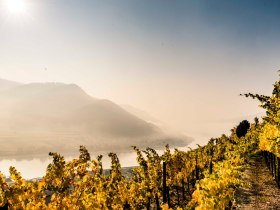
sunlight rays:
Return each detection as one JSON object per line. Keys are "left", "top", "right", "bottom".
{"left": 5, "top": 0, "right": 26, "bottom": 15}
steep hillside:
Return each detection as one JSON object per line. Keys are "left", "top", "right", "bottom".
{"left": 0, "top": 81, "right": 192, "bottom": 156}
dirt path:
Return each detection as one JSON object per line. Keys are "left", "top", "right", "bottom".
{"left": 233, "top": 153, "right": 280, "bottom": 210}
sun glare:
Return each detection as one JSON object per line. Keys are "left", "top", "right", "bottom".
{"left": 5, "top": 0, "right": 26, "bottom": 15}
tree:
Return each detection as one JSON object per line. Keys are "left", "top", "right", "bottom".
{"left": 236, "top": 120, "right": 250, "bottom": 138}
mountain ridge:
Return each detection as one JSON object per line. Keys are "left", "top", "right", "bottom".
{"left": 0, "top": 78, "right": 192, "bottom": 156}
{"left": 0, "top": 78, "right": 22, "bottom": 91}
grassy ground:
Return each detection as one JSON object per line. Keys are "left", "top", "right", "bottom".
{"left": 233, "top": 152, "right": 280, "bottom": 210}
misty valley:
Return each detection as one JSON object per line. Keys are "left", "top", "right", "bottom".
{"left": 0, "top": 78, "right": 191, "bottom": 179}
{"left": 0, "top": 78, "right": 191, "bottom": 159}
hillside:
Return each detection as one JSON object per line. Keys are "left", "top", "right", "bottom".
{"left": 0, "top": 78, "right": 21, "bottom": 90}
{"left": 0, "top": 79, "right": 192, "bottom": 157}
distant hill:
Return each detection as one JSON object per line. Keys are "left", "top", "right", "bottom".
{"left": 0, "top": 78, "right": 21, "bottom": 90}
{"left": 0, "top": 79, "right": 192, "bottom": 157}
{"left": 121, "top": 104, "right": 162, "bottom": 126}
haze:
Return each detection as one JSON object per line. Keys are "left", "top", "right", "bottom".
{"left": 1, "top": 0, "right": 280, "bottom": 147}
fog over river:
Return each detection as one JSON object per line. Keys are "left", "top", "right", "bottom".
{"left": 0, "top": 142, "right": 201, "bottom": 180}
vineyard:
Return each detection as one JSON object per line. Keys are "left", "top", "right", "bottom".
{"left": 1, "top": 77, "right": 280, "bottom": 209}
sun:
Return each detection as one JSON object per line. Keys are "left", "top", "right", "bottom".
{"left": 5, "top": 0, "right": 26, "bottom": 15}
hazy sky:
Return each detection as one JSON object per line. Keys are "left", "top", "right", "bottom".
{"left": 0, "top": 0, "right": 280, "bottom": 144}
